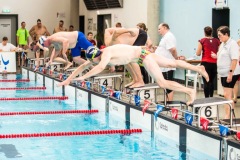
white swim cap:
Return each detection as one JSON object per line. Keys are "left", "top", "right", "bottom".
{"left": 38, "top": 36, "right": 47, "bottom": 46}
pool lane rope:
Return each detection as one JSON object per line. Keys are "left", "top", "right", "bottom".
{"left": 0, "top": 110, "right": 99, "bottom": 116}
{"left": 0, "top": 96, "right": 68, "bottom": 101}
{"left": 0, "top": 79, "right": 30, "bottom": 82}
{"left": 0, "top": 129, "right": 142, "bottom": 139}
{"left": 0, "top": 87, "right": 46, "bottom": 90}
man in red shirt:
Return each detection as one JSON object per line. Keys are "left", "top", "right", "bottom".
{"left": 87, "top": 32, "right": 96, "bottom": 46}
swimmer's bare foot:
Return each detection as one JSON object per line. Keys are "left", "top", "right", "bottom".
{"left": 129, "top": 82, "right": 145, "bottom": 88}
{"left": 186, "top": 89, "right": 196, "bottom": 106}
{"left": 57, "top": 80, "right": 71, "bottom": 87}
{"left": 34, "top": 67, "right": 39, "bottom": 72}
{"left": 45, "top": 61, "right": 52, "bottom": 68}
{"left": 198, "top": 65, "right": 209, "bottom": 82}
{"left": 125, "top": 81, "right": 135, "bottom": 88}
{"left": 64, "top": 62, "right": 72, "bottom": 70}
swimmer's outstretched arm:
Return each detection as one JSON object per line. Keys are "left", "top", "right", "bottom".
{"left": 74, "top": 55, "right": 111, "bottom": 81}
{"left": 36, "top": 42, "right": 49, "bottom": 52}
{"left": 57, "top": 61, "right": 92, "bottom": 87}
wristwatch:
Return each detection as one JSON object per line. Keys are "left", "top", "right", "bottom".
{"left": 229, "top": 69, "right": 233, "bottom": 72}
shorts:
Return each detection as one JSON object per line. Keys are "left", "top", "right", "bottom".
{"left": 138, "top": 49, "right": 151, "bottom": 66}
{"left": 221, "top": 74, "right": 240, "bottom": 88}
{"left": 71, "top": 32, "right": 93, "bottom": 57}
{"left": 162, "top": 70, "right": 174, "bottom": 94}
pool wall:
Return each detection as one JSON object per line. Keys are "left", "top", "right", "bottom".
{"left": 22, "top": 67, "right": 240, "bottom": 160}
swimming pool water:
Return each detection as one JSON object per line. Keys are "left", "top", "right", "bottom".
{"left": 0, "top": 74, "right": 216, "bottom": 160}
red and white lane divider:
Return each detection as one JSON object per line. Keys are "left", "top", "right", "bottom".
{"left": 0, "top": 110, "right": 99, "bottom": 116}
{"left": 0, "top": 96, "right": 68, "bottom": 101}
{"left": 0, "top": 79, "right": 30, "bottom": 82}
{"left": 0, "top": 87, "right": 46, "bottom": 90}
{"left": 0, "top": 129, "right": 142, "bottom": 139}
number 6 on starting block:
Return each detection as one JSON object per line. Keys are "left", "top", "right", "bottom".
{"left": 199, "top": 106, "right": 217, "bottom": 118}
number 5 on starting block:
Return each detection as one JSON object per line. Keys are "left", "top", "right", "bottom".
{"left": 131, "top": 83, "right": 160, "bottom": 102}
{"left": 138, "top": 89, "right": 155, "bottom": 100}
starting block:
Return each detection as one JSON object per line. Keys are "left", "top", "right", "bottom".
{"left": 126, "top": 83, "right": 159, "bottom": 104}
{"left": 65, "top": 67, "right": 81, "bottom": 77}
{"left": 29, "top": 58, "right": 45, "bottom": 67}
{"left": 91, "top": 73, "right": 123, "bottom": 91}
{"left": 49, "top": 62, "right": 64, "bottom": 72}
{"left": 189, "top": 97, "right": 233, "bottom": 127}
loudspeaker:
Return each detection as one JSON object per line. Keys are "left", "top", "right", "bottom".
{"left": 212, "top": 8, "right": 230, "bottom": 38}
{"left": 212, "top": 8, "right": 230, "bottom": 90}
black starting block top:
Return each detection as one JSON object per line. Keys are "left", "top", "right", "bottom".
{"left": 220, "top": 118, "right": 240, "bottom": 125}
{"left": 66, "top": 67, "right": 78, "bottom": 72}
{"left": 93, "top": 73, "right": 122, "bottom": 79}
{"left": 191, "top": 97, "right": 233, "bottom": 107}
{"left": 129, "top": 83, "right": 159, "bottom": 91}
{"left": 30, "top": 58, "right": 45, "bottom": 61}
{"left": 49, "top": 62, "right": 64, "bottom": 65}
{"left": 158, "top": 101, "right": 183, "bottom": 107}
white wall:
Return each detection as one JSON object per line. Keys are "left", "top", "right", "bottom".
{"left": 160, "top": 0, "right": 240, "bottom": 80}
{"left": 229, "top": 0, "right": 240, "bottom": 40}
{"left": 79, "top": 0, "right": 148, "bottom": 37}
{"left": 0, "top": 0, "right": 71, "bottom": 34}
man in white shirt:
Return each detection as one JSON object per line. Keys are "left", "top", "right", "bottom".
{"left": 0, "top": 37, "right": 17, "bottom": 52}
{"left": 155, "top": 23, "right": 178, "bottom": 101}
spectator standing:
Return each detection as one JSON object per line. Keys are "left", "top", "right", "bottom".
{"left": 53, "top": 20, "right": 67, "bottom": 33}
{"left": 155, "top": 23, "right": 178, "bottom": 101}
{"left": 213, "top": 26, "right": 240, "bottom": 118}
{"left": 0, "top": 37, "right": 17, "bottom": 52}
{"left": 16, "top": 21, "right": 30, "bottom": 66}
{"left": 136, "top": 22, "right": 152, "bottom": 84}
{"left": 87, "top": 32, "right": 96, "bottom": 46}
{"left": 115, "top": 22, "right": 122, "bottom": 28}
{"left": 196, "top": 26, "right": 220, "bottom": 97}
{"left": 232, "top": 39, "right": 240, "bottom": 103}
{"left": 29, "top": 19, "right": 50, "bottom": 69}
{"left": 69, "top": 25, "right": 74, "bottom": 32}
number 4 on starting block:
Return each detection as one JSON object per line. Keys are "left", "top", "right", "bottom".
{"left": 93, "top": 73, "right": 122, "bottom": 89}
{"left": 100, "top": 78, "right": 113, "bottom": 87}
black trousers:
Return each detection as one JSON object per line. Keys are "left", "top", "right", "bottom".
{"left": 201, "top": 62, "right": 217, "bottom": 97}
{"left": 140, "top": 66, "right": 149, "bottom": 84}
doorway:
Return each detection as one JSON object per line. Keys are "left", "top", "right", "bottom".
{"left": 97, "top": 14, "right": 111, "bottom": 48}
{"left": 212, "top": 8, "right": 230, "bottom": 38}
{"left": 79, "top": 16, "right": 85, "bottom": 34}
{"left": 0, "top": 14, "right": 18, "bottom": 45}
{"left": 212, "top": 8, "right": 229, "bottom": 90}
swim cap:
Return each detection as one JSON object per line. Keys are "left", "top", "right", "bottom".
{"left": 38, "top": 36, "right": 47, "bottom": 46}
{"left": 85, "top": 46, "right": 102, "bottom": 60}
